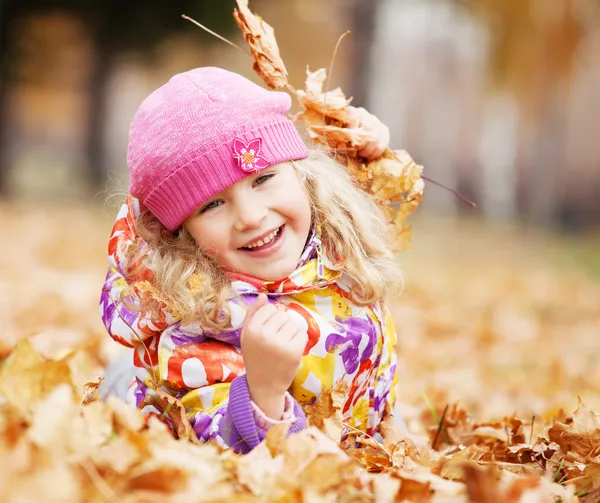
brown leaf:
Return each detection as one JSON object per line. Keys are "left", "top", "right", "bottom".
{"left": 0, "top": 403, "right": 28, "bottom": 449}
{"left": 295, "top": 68, "right": 355, "bottom": 123}
{"left": 306, "top": 125, "right": 375, "bottom": 156}
{"left": 581, "top": 488, "right": 600, "bottom": 503}
{"left": 81, "top": 377, "right": 103, "bottom": 405}
{"left": 303, "top": 381, "right": 348, "bottom": 443}
{"left": 139, "top": 387, "right": 199, "bottom": 444}
{"left": 233, "top": 0, "right": 288, "bottom": 89}
{"left": 396, "top": 476, "right": 434, "bottom": 503}
{"left": 463, "top": 464, "right": 551, "bottom": 503}
{"left": 464, "top": 464, "right": 502, "bottom": 503}
{"left": 547, "top": 400, "right": 600, "bottom": 462}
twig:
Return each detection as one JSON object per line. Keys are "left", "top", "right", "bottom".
{"left": 386, "top": 196, "right": 419, "bottom": 208}
{"left": 323, "top": 30, "right": 351, "bottom": 121}
{"left": 423, "top": 393, "right": 450, "bottom": 444}
{"left": 325, "top": 30, "right": 351, "bottom": 94}
{"left": 422, "top": 175, "right": 477, "bottom": 208}
{"left": 529, "top": 415, "right": 536, "bottom": 445}
{"left": 182, "top": 14, "right": 249, "bottom": 54}
{"left": 432, "top": 404, "right": 449, "bottom": 449}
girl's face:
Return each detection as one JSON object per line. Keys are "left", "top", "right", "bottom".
{"left": 183, "top": 162, "right": 312, "bottom": 281}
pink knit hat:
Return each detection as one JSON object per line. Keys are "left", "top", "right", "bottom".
{"left": 127, "top": 67, "right": 309, "bottom": 231}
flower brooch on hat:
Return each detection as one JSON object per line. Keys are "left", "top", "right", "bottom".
{"left": 233, "top": 137, "right": 270, "bottom": 173}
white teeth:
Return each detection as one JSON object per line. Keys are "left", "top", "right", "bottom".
{"left": 244, "top": 228, "right": 281, "bottom": 249}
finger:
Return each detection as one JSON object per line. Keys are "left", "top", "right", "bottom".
{"left": 290, "top": 329, "right": 309, "bottom": 354}
{"left": 264, "top": 311, "right": 292, "bottom": 334}
{"left": 245, "top": 293, "right": 269, "bottom": 320}
{"left": 365, "top": 144, "right": 386, "bottom": 161}
{"left": 360, "top": 110, "right": 377, "bottom": 129}
{"left": 284, "top": 309, "right": 309, "bottom": 334}
{"left": 358, "top": 142, "right": 378, "bottom": 160}
{"left": 363, "top": 121, "right": 390, "bottom": 160}
{"left": 290, "top": 327, "right": 308, "bottom": 343}
{"left": 276, "top": 317, "right": 303, "bottom": 338}
{"left": 250, "top": 302, "right": 279, "bottom": 327}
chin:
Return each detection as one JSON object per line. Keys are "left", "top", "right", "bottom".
{"left": 258, "top": 264, "right": 297, "bottom": 282}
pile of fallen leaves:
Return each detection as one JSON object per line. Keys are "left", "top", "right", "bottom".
{"left": 0, "top": 329, "right": 597, "bottom": 502}
{"left": 1, "top": 201, "right": 600, "bottom": 501}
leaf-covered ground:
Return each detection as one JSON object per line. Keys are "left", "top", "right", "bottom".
{"left": 1, "top": 201, "right": 600, "bottom": 502}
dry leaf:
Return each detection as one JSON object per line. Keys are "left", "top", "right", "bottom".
{"left": 372, "top": 473, "right": 401, "bottom": 503}
{"left": 265, "top": 420, "right": 291, "bottom": 456}
{"left": 236, "top": 441, "right": 283, "bottom": 495}
{"left": 82, "top": 377, "right": 103, "bottom": 405}
{"left": 0, "top": 338, "right": 75, "bottom": 418}
{"left": 548, "top": 400, "right": 600, "bottom": 461}
{"left": 233, "top": 0, "right": 288, "bottom": 89}
{"left": 303, "top": 381, "right": 348, "bottom": 440}
{"left": 140, "top": 387, "right": 199, "bottom": 443}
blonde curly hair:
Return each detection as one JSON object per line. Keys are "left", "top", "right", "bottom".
{"left": 128, "top": 148, "right": 403, "bottom": 332}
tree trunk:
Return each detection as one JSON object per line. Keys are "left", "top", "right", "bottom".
{"left": 526, "top": 87, "right": 568, "bottom": 225}
{"left": 86, "top": 31, "right": 112, "bottom": 190}
{"left": 0, "top": 1, "right": 18, "bottom": 196}
{"left": 348, "top": 0, "right": 381, "bottom": 106}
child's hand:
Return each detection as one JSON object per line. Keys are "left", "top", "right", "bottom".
{"left": 241, "top": 293, "right": 308, "bottom": 419}
{"left": 347, "top": 106, "right": 391, "bottom": 161}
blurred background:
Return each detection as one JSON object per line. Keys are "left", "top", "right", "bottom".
{"left": 1, "top": 0, "right": 599, "bottom": 420}
{"left": 1, "top": 0, "right": 600, "bottom": 226}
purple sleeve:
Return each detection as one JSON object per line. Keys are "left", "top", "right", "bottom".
{"left": 219, "top": 375, "right": 307, "bottom": 454}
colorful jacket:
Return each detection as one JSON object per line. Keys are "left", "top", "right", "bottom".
{"left": 100, "top": 196, "right": 398, "bottom": 453}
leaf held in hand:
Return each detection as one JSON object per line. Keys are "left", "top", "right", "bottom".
{"left": 233, "top": 0, "right": 288, "bottom": 89}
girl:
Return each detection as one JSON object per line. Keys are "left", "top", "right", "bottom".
{"left": 100, "top": 66, "right": 402, "bottom": 454}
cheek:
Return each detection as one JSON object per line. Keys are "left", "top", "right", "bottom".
{"left": 296, "top": 189, "right": 312, "bottom": 230}
{"left": 186, "top": 221, "right": 228, "bottom": 256}
{"left": 300, "top": 195, "right": 312, "bottom": 230}
{"left": 290, "top": 174, "right": 312, "bottom": 228}
{"left": 279, "top": 187, "right": 311, "bottom": 231}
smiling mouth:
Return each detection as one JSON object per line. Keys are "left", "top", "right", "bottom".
{"left": 240, "top": 225, "right": 284, "bottom": 251}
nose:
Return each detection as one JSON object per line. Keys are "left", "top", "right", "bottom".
{"left": 233, "top": 194, "right": 268, "bottom": 232}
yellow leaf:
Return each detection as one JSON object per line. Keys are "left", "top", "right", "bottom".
{"left": 0, "top": 338, "right": 75, "bottom": 418}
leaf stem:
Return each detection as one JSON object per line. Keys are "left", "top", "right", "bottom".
{"left": 182, "top": 14, "right": 249, "bottom": 54}
{"left": 422, "top": 175, "right": 477, "bottom": 208}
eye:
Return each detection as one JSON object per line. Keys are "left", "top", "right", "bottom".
{"left": 253, "top": 173, "right": 275, "bottom": 187}
{"left": 199, "top": 200, "right": 223, "bottom": 213}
